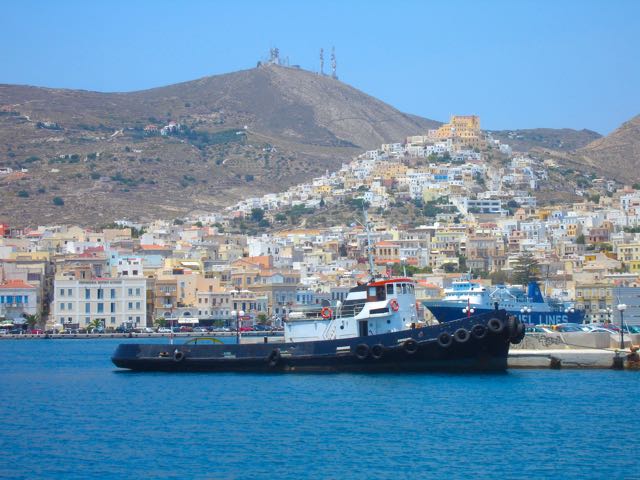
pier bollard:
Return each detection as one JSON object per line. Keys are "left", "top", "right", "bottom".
{"left": 612, "top": 354, "right": 624, "bottom": 370}
{"left": 264, "top": 336, "right": 268, "bottom": 343}
{"left": 549, "top": 357, "right": 562, "bottom": 369}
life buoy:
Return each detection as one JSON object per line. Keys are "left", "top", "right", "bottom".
{"left": 370, "top": 344, "right": 384, "bottom": 360}
{"left": 487, "top": 317, "right": 505, "bottom": 334}
{"left": 454, "top": 328, "right": 470, "bottom": 343}
{"left": 403, "top": 338, "right": 418, "bottom": 354}
{"left": 267, "top": 348, "right": 281, "bottom": 367}
{"left": 471, "top": 324, "right": 487, "bottom": 340}
{"left": 390, "top": 299, "right": 399, "bottom": 312}
{"left": 173, "top": 349, "right": 185, "bottom": 362}
{"left": 437, "top": 332, "right": 453, "bottom": 348}
{"left": 321, "top": 307, "right": 333, "bottom": 319}
{"left": 355, "top": 343, "right": 369, "bottom": 360}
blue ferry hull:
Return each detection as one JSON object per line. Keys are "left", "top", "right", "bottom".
{"left": 424, "top": 302, "right": 584, "bottom": 325}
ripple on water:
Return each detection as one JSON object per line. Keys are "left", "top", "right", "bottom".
{"left": 0, "top": 340, "right": 638, "bottom": 480}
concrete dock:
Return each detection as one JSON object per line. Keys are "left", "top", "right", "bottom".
{"left": 508, "top": 349, "right": 634, "bottom": 369}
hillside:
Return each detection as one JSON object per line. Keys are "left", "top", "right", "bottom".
{"left": 489, "top": 128, "right": 601, "bottom": 152}
{"left": 0, "top": 64, "right": 439, "bottom": 226}
{"left": 578, "top": 115, "right": 640, "bottom": 181}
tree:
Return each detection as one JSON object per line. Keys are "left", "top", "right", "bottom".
{"left": 23, "top": 313, "right": 39, "bottom": 330}
{"left": 512, "top": 252, "right": 540, "bottom": 285}
{"left": 52, "top": 196, "right": 64, "bottom": 206}
{"left": 576, "top": 234, "right": 585, "bottom": 245}
{"left": 251, "top": 208, "right": 265, "bottom": 223}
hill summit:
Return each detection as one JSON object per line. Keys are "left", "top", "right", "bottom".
{"left": 0, "top": 64, "right": 438, "bottom": 226}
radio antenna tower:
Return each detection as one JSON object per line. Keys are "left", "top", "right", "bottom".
{"left": 331, "top": 46, "right": 337, "bottom": 79}
{"left": 319, "top": 48, "right": 324, "bottom": 75}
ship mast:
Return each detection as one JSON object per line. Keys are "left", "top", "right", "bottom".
{"left": 363, "top": 207, "right": 376, "bottom": 280}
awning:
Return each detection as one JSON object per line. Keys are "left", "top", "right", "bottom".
{"left": 178, "top": 317, "right": 199, "bottom": 324}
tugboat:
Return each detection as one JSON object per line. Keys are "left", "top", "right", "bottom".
{"left": 112, "top": 215, "right": 525, "bottom": 373}
{"left": 111, "top": 275, "right": 524, "bottom": 372}
{"left": 422, "top": 276, "right": 584, "bottom": 325}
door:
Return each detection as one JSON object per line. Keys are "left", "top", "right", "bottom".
{"left": 358, "top": 320, "right": 368, "bottom": 337}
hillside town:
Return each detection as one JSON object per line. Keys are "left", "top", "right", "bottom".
{"left": 2, "top": 115, "right": 640, "bottom": 333}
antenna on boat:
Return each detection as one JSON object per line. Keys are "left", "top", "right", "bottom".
{"left": 363, "top": 206, "right": 376, "bottom": 280}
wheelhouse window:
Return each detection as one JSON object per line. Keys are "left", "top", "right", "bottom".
{"left": 386, "top": 284, "right": 394, "bottom": 295}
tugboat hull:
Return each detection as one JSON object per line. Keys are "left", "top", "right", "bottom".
{"left": 112, "top": 310, "right": 522, "bottom": 373}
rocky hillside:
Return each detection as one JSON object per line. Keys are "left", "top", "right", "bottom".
{"left": 578, "top": 115, "right": 640, "bottom": 181}
{"left": 489, "top": 128, "right": 601, "bottom": 152}
{"left": 0, "top": 64, "right": 438, "bottom": 226}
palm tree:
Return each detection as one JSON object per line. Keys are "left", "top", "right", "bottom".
{"left": 23, "top": 313, "right": 39, "bottom": 330}
{"left": 88, "top": 318, "right": 104, "bottom": 333}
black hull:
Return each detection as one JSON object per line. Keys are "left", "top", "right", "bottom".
{"left": 112, "top": 310, "right": 520, "bottom": 373}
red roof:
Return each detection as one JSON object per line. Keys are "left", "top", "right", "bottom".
{"left": 140, "top": 244, "right": 168, "bottom": 250}
{"left": 0, "top": 280, "right": 36, "bottom": 289}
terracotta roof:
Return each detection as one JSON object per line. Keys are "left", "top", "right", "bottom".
{"left": 0, "top": 280, "right": 36, "bottom": 289}
{"left": 140, "top": 245, "right": 169, "bottom": 250}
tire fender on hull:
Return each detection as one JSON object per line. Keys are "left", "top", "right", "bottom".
{"left": 487, "top": 317, "right": 505, "bottom": 334}
{"left": 355, "top": 343, "right": 369, "bottom": 360}
{"left": 437, "top": 332, "right": 453, "bottom": 348}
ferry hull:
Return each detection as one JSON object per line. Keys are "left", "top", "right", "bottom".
{"left": 112, "top": 311, "right": 518, "bottom": 373}
{"left": 424, "top": 302, "right": 584, "bottom": 325}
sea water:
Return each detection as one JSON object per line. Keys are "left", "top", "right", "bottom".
{"left": 0, "top": 339, "right": 637, "bottom": 480}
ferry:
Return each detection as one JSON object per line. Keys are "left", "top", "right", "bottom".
{"left": 111, "top": 275, "right": 525, "bottom": 372}
{"left": 422, "top": 277, "right": 584, "bottom": 325}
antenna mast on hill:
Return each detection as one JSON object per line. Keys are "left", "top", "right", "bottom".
{"left": 331, "top": 46, "right": 337, "bottom": 79}
{"left": 319, "top": 48, "right": 324, "bottom": 75}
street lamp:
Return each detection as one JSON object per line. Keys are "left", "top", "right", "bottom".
{"left": 617, "top": 303, "right": 627, "bottom": 350}
{"left": 231, "top": 309, "right": 244, "bottom": 345}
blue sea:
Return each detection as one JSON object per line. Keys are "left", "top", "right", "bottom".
{"left": 0, "top": 339, "right": 637, "bottom": 480}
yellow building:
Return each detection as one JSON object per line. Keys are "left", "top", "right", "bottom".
{"left": 432, "top": 115, "right": 483, "bottom": 150}
{"left": 616, "top": 242, "right": 640, "bottom": 272}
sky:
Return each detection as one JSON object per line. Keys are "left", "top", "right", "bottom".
{"left": 2, "top": 0, "right": 639, "bottom": 134}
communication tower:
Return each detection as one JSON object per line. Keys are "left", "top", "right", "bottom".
{"left": 319, "top": 48, "right": 324, "bottom": 75}
{"left": 331, "top": 46, "right": 337, "bottom": 79}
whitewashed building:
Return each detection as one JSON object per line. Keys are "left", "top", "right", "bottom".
{"left": 52, "top": 277, "right": 147, "bottom": 329}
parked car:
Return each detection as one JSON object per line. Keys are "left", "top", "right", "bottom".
{"left": 179, "top": 326, "right": 193, "bottom": 333}
{"left": 158, "top": 327, "right": 172, "bottom": 333}
{"left": 29, "top": 329, "right": 44, "bottom": 334}
{"left": 554, "top": 323, "right": 588, "bottom": 332}
{"left": 193, "top": 326, "right": 208, "bottom": 333}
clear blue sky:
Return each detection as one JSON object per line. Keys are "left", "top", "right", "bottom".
{"left": 2, "top": 0, "right": 638, "bottom": 134}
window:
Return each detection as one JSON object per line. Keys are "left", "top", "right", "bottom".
{"left": 97, "top": 289, "right": 104, "bottom": 300}
{"left": 67, "top": 302, "right": 72, "bottom": 310}
{"left": 110, "top": 303, "right": 115, "bottom": 313}
{"left": 135, "top": 302, "right": 141, "bottom": 310}
{"left": 60, "top": 303, "right": 65, "bottom": 311}
{"left": 133, "top": 270, "right": 138, "bottom": 276}
{"left": 60, "top": 289, "right": 65, "bottom": 297}
{"left": 110, "top": 317, "right": 116, "bottom": 324}
{"left": 387, "top": 284, "right": 394, "bottom": 295}
{"left": 128, "top": 302, "right": 133, "bottom": 310}
{"left": 68, "top": 288, "right": 72, "bottom": 296}
{"left": 97, "top": 303, "right": 104, "bottom": 313}
{"left": 135, "top": 288, "right": 141, "bottom": 296}
{"left": 110, "top": 289, "right": 116, "bottom": 299}
{"left": 85, "top": 303, "right": 90, "bottom": 314}
{"left": 85, "top": 289, "right": 90, "bottom": 300}
{"left": 128, "top": 288, "right": 133, "bottom": 296}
